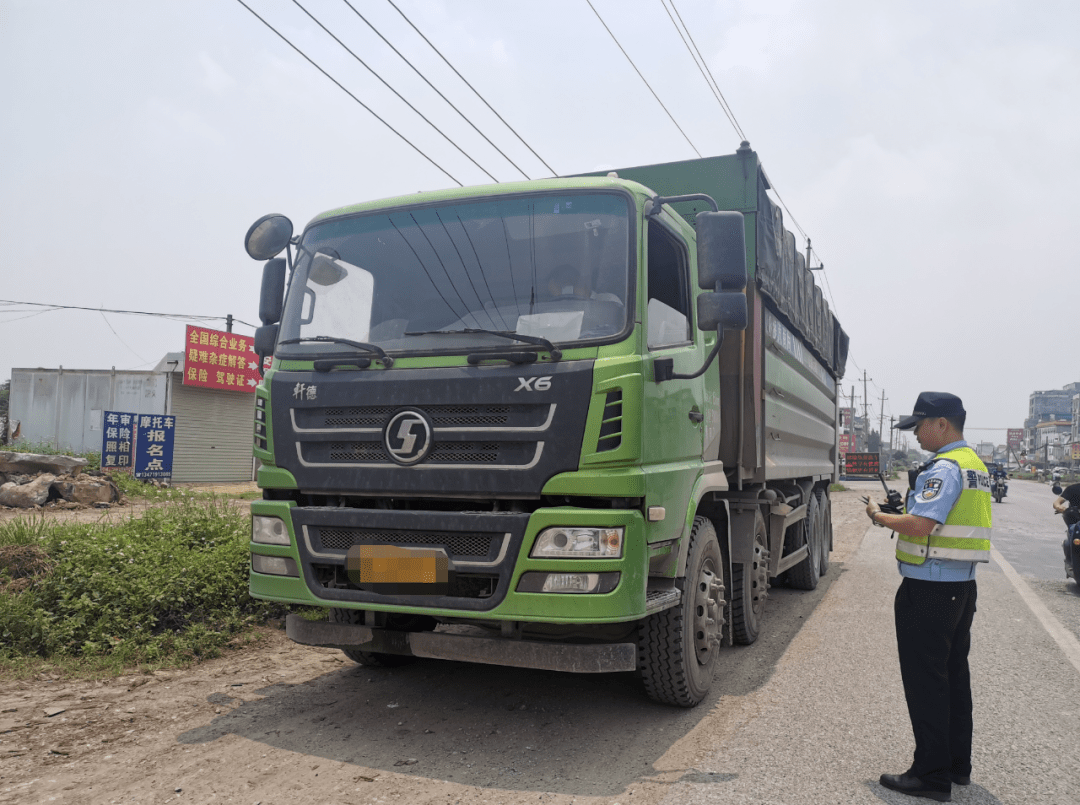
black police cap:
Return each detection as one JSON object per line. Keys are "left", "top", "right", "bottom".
{"left": 894, "top": 391, "right": 966, "bottom": 430}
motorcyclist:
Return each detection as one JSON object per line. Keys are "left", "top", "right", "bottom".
{"left": 1052, "top": 482, "right": 1080, "bottom": 576}
{"left": 990, "top": 465, "right": 1008, "bottom": 497}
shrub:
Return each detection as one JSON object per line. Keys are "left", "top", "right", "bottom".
{"left": 0, "top": 497, "right": 316, "bottom": 668}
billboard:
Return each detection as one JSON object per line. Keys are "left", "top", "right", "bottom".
{"left": 132, "top": 414, "right": 176, "bottom": 480}
{"left": 840, "top": 407, "right": 854, "bottom": 429}
{"left": 100, "top": 411, "right": 136, "bottom": 470}
{"left": 1007, "top": 429, "right": 1023, "bottom": 449}
{"left": 844, "top": 452, "right": 881, "bottom": 477}
{"left": 183, "top": 325, "right": 261, "bottom": 393}
{"left": 838, "top": 433, "right": 855, "bottom": 454}
{"left": 1073, "top": 444, "right": 1080, "bottom": 461}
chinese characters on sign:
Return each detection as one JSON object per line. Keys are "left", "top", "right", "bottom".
{"left": 133, "top": 414, "right": 176, "bottom": 480}
{"left": 843, "top": 452, "right": 881, "bottom": 477}
{"left": 183, "top": 325, "right": 264, "bottom": 393}
{"left": 100, "top": 411, "right": 136, "bottom": 470}
{"left": 838, "top": 433, "right": 855, "bottom": 455}
{"left": 1007, "top": 429, "right": 1023, "bottom": 449}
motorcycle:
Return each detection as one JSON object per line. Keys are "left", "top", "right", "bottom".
{"left": 991, "top": 473, "right": 1007, "bottom": 503}
{"left": 1051, "top": 484, "right": 1080, "bottom": 583}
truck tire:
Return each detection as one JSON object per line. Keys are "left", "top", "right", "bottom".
{"left": 818, "top": 490, "right": 832, "bottom": 576}
{"left": 786, "top": 493, "right": 821, "bottom": 591}
{"left": 731, "top": 511, "right": 769, "bottom": 645}
{"left": 329, "top": 608, "right": 419, "bottom": 668}
{"left": 1071, "top": 542, "right": 1080, "bottom": 585}
{"left": 638, "top": 516, "right": 724, "bottom": 707}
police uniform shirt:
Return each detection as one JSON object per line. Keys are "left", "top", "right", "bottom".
{"left": 899, "top": 438, "right": 978, "bottom": 582}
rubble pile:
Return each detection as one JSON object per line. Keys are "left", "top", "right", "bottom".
{"left": 0, "top": 452, "right": 122, "bottom": 510}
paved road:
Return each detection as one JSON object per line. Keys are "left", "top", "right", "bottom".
{"left": 991, "top": 477, "right": 1073, "bottom": 580}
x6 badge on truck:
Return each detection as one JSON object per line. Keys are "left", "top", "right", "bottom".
{"left": 515, "top": 376, "right": 552, "bottom": 392}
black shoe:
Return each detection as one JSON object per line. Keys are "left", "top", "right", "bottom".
{"left": 949, "top": 773, "right": 971, "bottom": 786}
{"left": 880, "top": 773, "right": 952, "bottom": 802}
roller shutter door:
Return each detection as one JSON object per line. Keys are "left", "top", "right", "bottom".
{"left": 169, "top": 384, "right": 254, "bottom": 482}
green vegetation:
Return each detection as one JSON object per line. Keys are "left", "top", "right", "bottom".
{"left": 0, "top": 497, "right": 325, "bottom": 675}
{"left": 829, "top": 482, "right": 847, "bottom": 492}
{"left": 0, "top": 440, "right": 101, "bottom": 471}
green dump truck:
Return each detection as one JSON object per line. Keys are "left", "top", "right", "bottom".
{"left": 245, "top": 142, "right": 848, "bottom": 706}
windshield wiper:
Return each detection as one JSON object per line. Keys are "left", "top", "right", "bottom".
{"left": 277, "top": 336, "right": 394, "bottom": 367}
{"left": 404, "top": 328, "right": 562, "bottom": 360}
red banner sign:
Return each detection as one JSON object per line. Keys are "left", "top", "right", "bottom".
{"left": 183, "top": 325, "right": 261, "bottom": 392}
{"left": 838, "top": 433, "right": 854, "bottom": 454}
{"left": 1007, "top": 429, "right": 1023, "bottom": 449}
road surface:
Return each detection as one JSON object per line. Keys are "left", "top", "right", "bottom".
{"left": 1, "top": 484, "right": 1077, "bottom": 805}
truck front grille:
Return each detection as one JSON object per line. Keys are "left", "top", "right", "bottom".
{"left": 315, "top": 526, "right": 501, "bottom": 560}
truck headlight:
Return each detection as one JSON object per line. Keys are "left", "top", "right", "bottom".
{"left": 252, "top": 515, "right": 291, "bottom": 545}
{"left": 530, "top": 527, "right": 623, "bottom": 559}
{"left": 251, "top": 554, "right": 299, "bottom": 577}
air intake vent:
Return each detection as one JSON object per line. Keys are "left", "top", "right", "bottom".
{"left": 597, "top": 390, "right": 623, "bottom": 452}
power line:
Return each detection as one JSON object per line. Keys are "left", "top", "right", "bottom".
{"left": 585, "top": 0, "right": 701, "bottom": 158}
{"left": 340, "top": 0, "right": 532, "bottom": 181}
{"left": 0, "top": 299, "right": 257, "bottom": 330}
{"left": 289, "top": 0, "right": 499, "bottom": 183}
{"left": 663, "top": 0, "right": 745, "bottom": 142}
{"left": 384, "top": 0, "right": 557, "bottom": 176}
{"left": 232, "top": 0, "right": 462, "bottom": 187}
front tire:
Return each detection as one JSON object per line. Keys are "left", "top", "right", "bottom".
{"left": 638, "top": 516, "right": 724, "bottom": 707}
{"left": 786, "top": 493, "right": 821, "bottom": 591}
{"left": 817, "top": 490, "right": 832, "bottom": 576}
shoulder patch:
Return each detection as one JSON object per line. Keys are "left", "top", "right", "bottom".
{"left": 920, "top": 477, "right": 943, "bottom": 500}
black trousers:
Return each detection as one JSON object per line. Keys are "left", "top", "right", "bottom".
{"left": 894, "top": 577, "right": 978, "bottom": 787}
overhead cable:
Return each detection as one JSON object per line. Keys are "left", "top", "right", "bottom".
{"left": 341, "top": 0, "right": 532, "bottom": 181}
{"left": 233, "top": 0, "right": 463, "bottom": 187}
{"left": 0, "top": 299, "right": 256, "bottom": 330}
{"left": 290, "top": 0, "right": 499, "bottom": 183}
{"left": 384, "top": 0, "right": 557, "bottom": 176}
{"left": 660, "top": 0, "right": 745, "bottom": 142}
{"left": 585, "top": 0, "right": 701, "bottom": 158}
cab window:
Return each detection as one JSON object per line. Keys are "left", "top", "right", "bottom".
{"left": 646, "top": 219, "right": 691, "bottom": 349}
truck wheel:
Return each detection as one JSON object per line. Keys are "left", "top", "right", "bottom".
{"left": 638, "top": 516, "right": 724, "bottom": 707}
{"left": 1071, "top": 542, "right": 1080, "bottom": 584}
{"left": 329, "top": 608, "right": 417, "bottom": 668}
{"left": 817, "top": 490, "right": 832, "bottom": 576}
{"left": 786, "top": 493, "right": 821, "bottom": 591}
{"left": 731, "top": 511, "right": 769, "bottom": 645}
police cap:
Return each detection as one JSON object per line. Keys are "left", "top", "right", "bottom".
{"left": 894, "top": 391, "right": 966, "bottom": 430}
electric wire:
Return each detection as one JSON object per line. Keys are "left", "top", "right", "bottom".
{"left": 341, "top": 0, "right": 532, "bottom": 181}
{"left": 290, "top": 0, "right": 499, "bottom": 183}
{"left": 0, "top": 299, "right": 256, "bottom": 330}
{"left": 233, "top": 0, "right": 463, "bottom": 187}
{"left": 99, "top": 311, "right": 149, "bottom": 364}
{"left": 661, "top": 0, "right": 745, "bottom": 142}
{"left": 585, "top": 0, "right": 701, "bottom": 158}
{"left": 384, "top": 0, "right": 557, "bottom": 176}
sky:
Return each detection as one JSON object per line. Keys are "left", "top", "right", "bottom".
{"left": 2, "top": 0, "right": 1078, "bottom": 446}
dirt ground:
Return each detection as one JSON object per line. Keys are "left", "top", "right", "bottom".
{"left": 0, "top": 486, "right": 872, "bottom": 805}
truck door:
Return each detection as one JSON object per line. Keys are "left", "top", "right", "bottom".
{"left": 641, "top": 216, "right": 705, "bottom": 542}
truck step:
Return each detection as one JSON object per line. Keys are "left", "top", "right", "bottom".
{"left": 645, "top": 587, "right": 681, "bottom": 614}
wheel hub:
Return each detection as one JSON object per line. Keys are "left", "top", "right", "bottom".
{"left": 693, "top": 565, "right": 725, "bottom": 663}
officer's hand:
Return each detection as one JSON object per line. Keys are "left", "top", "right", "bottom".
{"left": 862, "top": 497, "right": 882, "bottom": 521}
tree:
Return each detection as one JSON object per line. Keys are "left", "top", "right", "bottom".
{"left": 868, "top": 429, "right": 881, "bottom": 453}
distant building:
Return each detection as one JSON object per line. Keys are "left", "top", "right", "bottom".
{"left": 1024, "top": 384, "right": 1080, "bottom": 452}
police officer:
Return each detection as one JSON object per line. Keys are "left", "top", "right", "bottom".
{"left": 865, "top": 392, "right": 992, "bottom": 802}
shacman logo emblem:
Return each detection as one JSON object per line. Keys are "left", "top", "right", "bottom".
{"left": 384, "top": 409, "right": 432, "bottom": 465}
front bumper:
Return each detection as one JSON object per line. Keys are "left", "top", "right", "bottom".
{"left": 249, "top": 500, "right": 649, "bottom": 622}
{"left": 285, "top": 614, "right": 637, "bottom": 672}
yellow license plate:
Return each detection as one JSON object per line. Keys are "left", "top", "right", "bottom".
{"left": 346, "top": 545, "right": 451, "bottom": 593}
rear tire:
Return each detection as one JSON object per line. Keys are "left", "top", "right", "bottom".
{"left": 638, "top": 516, "right": 724, "bottom": 707}
{"left": 731, "top": 511, "right": 769, "bottom": 645}
{"left": 1071, "top": 541, "right": 1080, "bottom": 584}
{"left": 329, "top": 608, "right": 424, "bottom": 668}
{"left": 786, "top": 493, "right": 821, "bottom": 591}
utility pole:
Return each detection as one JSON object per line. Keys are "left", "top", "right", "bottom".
{"left": 862, "top": 371, "right": 870, "bottom": 452}
{"left": 890, "top": 416, "right": 896, "bottom": 452}
{"left": 879, "top": 390, "right": 887, "bottom": 453}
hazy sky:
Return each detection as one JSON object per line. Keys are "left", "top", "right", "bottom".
{"left": 2, "top": 0, "right": 1077, "bottom": 445}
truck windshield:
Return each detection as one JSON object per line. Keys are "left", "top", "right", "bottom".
{"left": 277, "top": 192, "right": 631, "bottom": 358}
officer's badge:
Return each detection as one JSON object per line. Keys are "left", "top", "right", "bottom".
{"left": 920, "top": 478, "right": 943, "bottom": 500}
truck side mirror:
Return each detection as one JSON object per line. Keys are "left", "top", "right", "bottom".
{"left": 697, "top": 291, "right": 748, "bottom": 332}
{"left": 696, "top": 211, "right": 747, "bottom": 291}
{"left": 255, "top": 324, "right": 278, "bottom": 362}
{"left": 259, "top": 258, "right": 287, "bottom": 325}
{"left": 245, "top": 214, "right": 293, "bottom": 261}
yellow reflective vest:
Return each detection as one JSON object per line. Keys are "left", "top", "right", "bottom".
{"left": 896, "top": 446, "right": 992, "bottom": 565}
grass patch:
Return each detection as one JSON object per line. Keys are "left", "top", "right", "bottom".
{"left": 829, "top": 483, "right": 847, "bottom": 492}
{"left": 0, "top": 496, "right": 325, "bottom": 675}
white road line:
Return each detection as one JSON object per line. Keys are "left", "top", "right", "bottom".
{"left": 991, "top": 545, "right": 1080, "bottom": 676}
